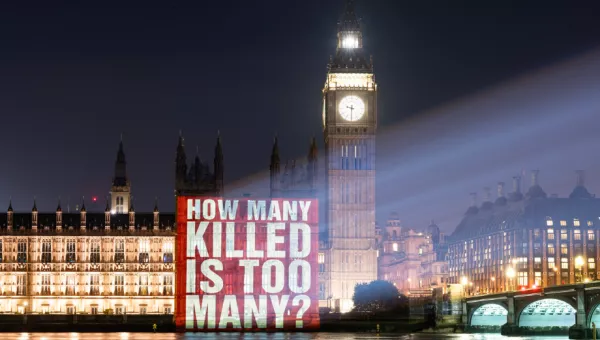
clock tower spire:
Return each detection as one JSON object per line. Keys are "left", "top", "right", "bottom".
{"left": 320, "top": 0, "right": 378, "bottom": 313}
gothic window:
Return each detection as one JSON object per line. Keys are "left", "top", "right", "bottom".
{"left": 90, "top": 241, "right": 100, "bottom": 263}
{"left": 90, "top": 274, "right": 100, "bottom": 295}
{"left": 66, "top": 239, "right": 76, "bottom": 263}
{"left": 574, "top": 229, "right": 581, "bottom": 241}
{"left": 589, "top": 258, "right": 596, "bottom": 270}
{"left": 588, "top": 230, "right": 595, "bottom": 241}
{"left": 163, "top": 241, "right": 173, "bottom": 263}
{"left": 66, "top": 275, "right": 75, "bottom": 295}
{"left": 139, "top": 274, "right": 149, "bottom": 296}
{"left": 41, "top": 240, "right": 52, "bottom": 263}
{"left": 139, "top": 239, "right": 150, "bottom": 263}
{"left": 114, "top": 274, "right": 124, "bottom": 295}
{"left": 17, "top": 240, "right": 27, "bottom": 263}
{"left": 115, "top": 239, "right": 125, "bottom": 263}
{"left": 163, "top": 275, "right": 173, "bottom": 295}
{"left": 16, "top": 274, "right": 26, "bottom": 296}
{"left": 41, "top": 274, "right": 51, "bottom": 295}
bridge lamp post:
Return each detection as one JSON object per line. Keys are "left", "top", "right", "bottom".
{"left": 461, "top": 276, "right": 468, "bottom": 297}
{"left": 575, "top": 256, "right": 585, "bottom": 283}
{"left": 506, "top": 266, "right": 516, "bottom": 291}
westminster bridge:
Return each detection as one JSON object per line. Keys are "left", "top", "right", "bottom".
{"left": 462, "top": 281, "right": 600, "bottom": 338}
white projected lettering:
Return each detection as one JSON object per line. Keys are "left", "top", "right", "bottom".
{"left": 181, "top": 198, "right": 319, "bottom": 330}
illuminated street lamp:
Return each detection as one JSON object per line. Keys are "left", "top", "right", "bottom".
{"left": 506, "top": 266, "right": 516, "bottom": 291}
{"left": 575, "top": 256, "right": 585, "bottom": 283}
{"left": 461, "top": 276, "right": 469, "bottom": 296}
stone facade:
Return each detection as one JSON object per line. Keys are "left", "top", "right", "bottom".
{"left": 377, "top": 213, "right": 448, "bottom": 296}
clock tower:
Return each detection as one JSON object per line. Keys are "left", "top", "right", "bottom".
{"left": 321, "top": 0, "right": 378, "bottom": 312}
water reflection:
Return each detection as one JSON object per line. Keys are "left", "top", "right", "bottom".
{"left": 0, "top": 333, "right": 571, "bottom": 340}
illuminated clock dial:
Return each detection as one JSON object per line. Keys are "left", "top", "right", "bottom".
{"left": 339, "top": 95, "right": 365, "bottom": 122}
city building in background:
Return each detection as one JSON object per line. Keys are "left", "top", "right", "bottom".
{"left": 377, "top": 213, "right": 448, "bottom": 297}
{"left": 0, "top": 142, "right": 176, "bottom": 315}
{"left": 447, "top": 170, "right": 600, "bottom": 295}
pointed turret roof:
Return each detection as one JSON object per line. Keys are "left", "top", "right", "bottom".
{"left": 80, "top": 198, "right": 86, "bottom": 212}
{"left": 32, "top": 198, "right": 37, "bottom": 212}
{"left": 271, "top": 136, "right": 280, "bottom": 165}
{"left": 112, "top": 138, "right": 128, "bottom": 187}
{"left": 308, "top": 137, "right": 318, "bottom": 161}
{"left": 154, "top": 197, "right": 159, "bottom": 212}
{"left": 8, "top": 199, "right": 13, "bottom": 212}
{"left": 338, "top": 0, "right": 360, "bottom": 32}
{"left": 56, "top": 198, "right": 62, "bottom": 212}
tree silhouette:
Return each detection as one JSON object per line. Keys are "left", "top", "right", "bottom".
{"left": 352, "top": 280, "right": 404, "bottom": 312}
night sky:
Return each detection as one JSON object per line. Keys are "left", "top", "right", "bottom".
{"left": 2, "top": 0, "right": 600, "bottom": 234}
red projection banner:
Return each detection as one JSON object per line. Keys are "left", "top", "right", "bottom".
{"left": 175, "top": 197, "right": 320, "bottom": 331}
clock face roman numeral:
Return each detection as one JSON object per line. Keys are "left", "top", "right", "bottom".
{"left": 339, "top": 95, "right": 365, "bottom": 122}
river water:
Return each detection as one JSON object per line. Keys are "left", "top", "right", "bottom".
{"left": 0, "top": 333, "right": 569, "bottom": 340}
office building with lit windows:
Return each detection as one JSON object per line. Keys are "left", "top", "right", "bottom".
{"left": 447, "top": 171, "right": 600, "bottom": 295}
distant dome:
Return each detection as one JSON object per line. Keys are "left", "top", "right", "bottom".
{"left": 570, "top": 186, "right": 593, "bottom": 199}
{"left": 526, "top": 185, "right": 547, "bottom": 199}
{"left": 480, "top": 201, "right": 494, "bottom": 210}
{"left": 495, "top": 196, "right": 508, "bottom": 206}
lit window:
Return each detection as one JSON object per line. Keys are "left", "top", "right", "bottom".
{"left": 560, "top": 220, "right": 567, "bottom": 227}
{"left": 574, "top": 230, "right": 581, "bottom": 241}
{"left": 561, "top": 230, "right": 568, "bottom": 240}
{"left": 589, "top": 258, "right": 596, "bottom": 270}
{"left": 115, "top": 239, "right": 125, "bottom": 263}
{"left": 318, "top": 253, "right": 325, "bottom": 264}
{"left": 66, "top": 239, "right": 76, "bottom": 263}
{"left": 574, "top": 219, "right": 580, "bottom": 227}
{"left": 90, "top": 241, "right": 101, "bottom": 263}
{"left": 163, "top": 241, "right": 173, "bottom": 263}
{"left": 163, "top": 275, "right": 173, "bottom": 295}
{"left": 547, "top": 229, "right": 554, "bottom": 240}
{"left": 589, "top": 230, "right": 596, "bottom": 241}
{"left": 139, "top": 275, "right": 149, "bottom": 296}
{"left": 548, "top": 257, "right": 555, "bottom": 269}
{"left": 561, "top": 257, "right": 569, "bottom": 269}
{"left": 139, "top": 239, "right": 150, "bottom": 263}
{"left": 547, "top": 244, "right": 555, "bottom": 255}
{"left": 546, "top": 219, "right": 554, "bottom": 226}
{"left": 392, "top": 243, "right": 398, "bottom": 252}
{"left": 561, "top": 244, "right": 568, "bottom": 255}
{"left": 588, "top": 221, "right": 594, "bottom": 227}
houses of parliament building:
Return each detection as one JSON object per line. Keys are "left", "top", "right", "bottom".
{"left": 0, "top": 0, "right": 379, "bottom": 316}
{"left": 0, "top": 140, "right": 186, "bottom": 315}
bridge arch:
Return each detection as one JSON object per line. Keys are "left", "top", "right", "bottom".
{"left": 586, "top": 298, "right": 600, "bottom": 328}
{"left": 469, "top": 303, "right": 508, "bottom": 327}
{"left": 518, "top": 298, "right": 576, "bottom": 328}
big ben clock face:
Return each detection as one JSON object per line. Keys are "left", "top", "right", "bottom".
{"left": 339, "top": 95, "right": 365, "bottom": 122}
